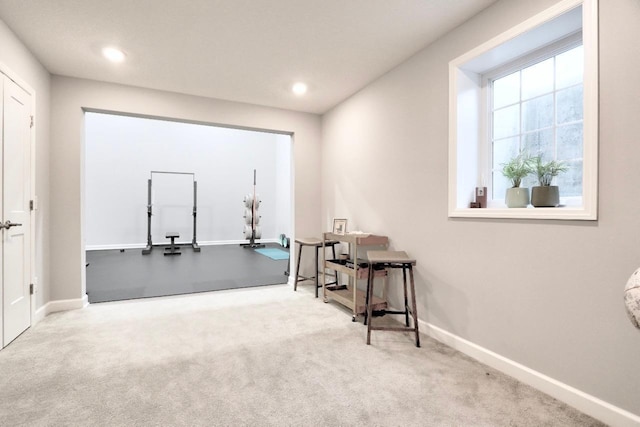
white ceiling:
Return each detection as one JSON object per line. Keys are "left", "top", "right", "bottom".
{"left": 0, "top": 0, "right": 497, "bottom": 114}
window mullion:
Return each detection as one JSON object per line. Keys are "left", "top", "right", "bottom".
{"left": 553, "top": 56, "right": 558, "bottom": 164}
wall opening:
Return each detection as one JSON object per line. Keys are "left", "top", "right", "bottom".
{"left": 83, "top": 111, "right": 293, "bottom": 303}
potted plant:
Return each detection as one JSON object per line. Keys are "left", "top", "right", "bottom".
{"left": 501, "top": 152, "right": 533, "bottom": 208}
{"left": 531, "top": 157, "right": 569, "bottom": 207}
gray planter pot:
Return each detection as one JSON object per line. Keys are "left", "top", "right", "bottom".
{"left": 531, "top": 186, "right": 560, "bottom": 207}
{"left": 505, "top": 187, "right": 529, "bottom": 208}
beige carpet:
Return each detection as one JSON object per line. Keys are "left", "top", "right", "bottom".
{"left": 0, "top": 284, "right": 603, "bottom": 426}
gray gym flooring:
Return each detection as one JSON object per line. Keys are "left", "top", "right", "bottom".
{"left": 86, "top": 244, "right": 289, "bottom": 303}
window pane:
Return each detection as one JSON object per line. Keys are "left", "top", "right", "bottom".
{"left": 493, "top": 104, "right": 520, "bottom": 139}
{"left": 493, "top": 171, "right": 509, "bottom": 200}
{"left": 523, "top": 129, "right": 553, "bottom": 161}
{"left": 493, "top": 137, "right": 519, "bottom": 169}
{"left": 556, "top": 160, "right": 582, "bottom": 197}
{"left": 522, "top": 94, "right": 553, "bottom": 132}
{"left": 557, "top": 123, "right": 583, "bottom": 161}
{"left": 557, "top": 85, "right": 583, "bottom": 124}
{"left": 522, "top": 174, "right": 538, "bottom": 189}
{"left": 521, "top": 57, "right": 554, "bottom": 100}
{"left": 487, "top": 43, "right": 586, "bottom": 205}
{"left": 493, "top": 71, "right": 520, "bottom": 109}
{"left": 556, "top": 45, "right": 583, "bottom": 89}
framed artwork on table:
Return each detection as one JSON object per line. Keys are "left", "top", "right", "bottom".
{"left": 333, "top": 218, "right": 347, "bottom": 235}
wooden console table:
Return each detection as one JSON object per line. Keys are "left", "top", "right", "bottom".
{"left": 322, "top": 232, "right": 389, "bottom": 321}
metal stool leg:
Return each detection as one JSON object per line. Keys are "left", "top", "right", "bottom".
{"left": 364, "top": 266, "right": 370, "bottom": 326}
{"left": 402, "top": 266, "right": 410, "bottom": 327}
{"left": 314, "top": 245, "right": 320, "bottom": 298}
{"left": 366, "top": 265, "right": 375, "bottom": 344}
{"left": 408, "top": 265, "right": 420, "bottom": 347}
{"left": 294, "top": 243, "right": 303, "bottom": 291}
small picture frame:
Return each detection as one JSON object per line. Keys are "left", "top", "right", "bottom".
{"left": 333, "top": 218, "right": 347, "bottom": 235}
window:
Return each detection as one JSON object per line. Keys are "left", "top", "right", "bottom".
{"left": 448, "top": 0, "right": 598, "bottom": 220}
{"left": 489, "top": 42, "right": 584, "bottom": 206}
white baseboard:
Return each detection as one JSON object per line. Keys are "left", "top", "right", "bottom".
{"left": 34, "top": 303, "right": 48, "bottom": 324}
{"left": 33, "top": 294, "right": 89, "bottom": 323}
{"left": 198, "top": 239, "right": 279, "bottom": 246}
{"left": 420, "top": 320, "right": 640, "bottom": 427}
{"left": 86, "top": 239, "right": 280, "bottom": 251}
{"left": 86, "top": 243, "right": 146, "bottom": 251}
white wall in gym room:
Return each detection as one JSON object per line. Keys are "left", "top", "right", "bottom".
{"left": 274, "top": 133, "right": 292, "bottom": 241}
{"left": 84, "top": 112, "right": 291, "bottom": 249}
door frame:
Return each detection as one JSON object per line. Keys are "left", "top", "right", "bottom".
{"left": 0, "top": 61, "right": 36, "bottom": 345}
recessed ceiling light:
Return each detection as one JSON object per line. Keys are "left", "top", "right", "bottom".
{"left": 292, "top": 82, "right": 307, "bottom": 96}
{"left": 102, "top": 46, "right": 126, "bottom": 63}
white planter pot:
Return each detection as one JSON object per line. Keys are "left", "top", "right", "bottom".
{"left": 505, "top": 187, "right": 529, "bottom": 208}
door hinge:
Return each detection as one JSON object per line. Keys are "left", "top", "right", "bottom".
{"left": 29, "top": 200, "right": 34, "bottom": 211}
{"left": 30, "top": 284, "right": 34, "bottom": 295}
{"left": 30, "top": 115, "right": 34, "bottom": 128}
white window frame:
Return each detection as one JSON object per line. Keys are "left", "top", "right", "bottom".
{"left": 448, "top": 0, "right": 598, "bottom": 220}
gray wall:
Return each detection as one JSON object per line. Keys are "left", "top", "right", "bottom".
{"left": 50, "top": 76, "right": 322, "bottom": 301}
{"left": 0, "top": 19, "right": 50, "bottom": 311}
{"left": 322, "top": 0, "right": 640, "bottom": 416}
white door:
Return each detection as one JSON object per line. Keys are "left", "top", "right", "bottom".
{"left": 2, "top": 75, "right": 32, "bottom": 347}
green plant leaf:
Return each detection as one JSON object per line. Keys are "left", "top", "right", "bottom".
{"left": 501, "top": 151, "right": 534, "bottom": 188}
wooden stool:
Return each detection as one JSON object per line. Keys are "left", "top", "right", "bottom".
{"left": 293, "top": 237, "right": 339, "bottom": 298}
{"left": 365, "top": 250, "right": 419, "bottom": 347}
{"left": 164, "top": 232, "right": 181, "bottom": 256}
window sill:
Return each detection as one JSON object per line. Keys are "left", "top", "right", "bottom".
{"left": 448, "top": 206, "right": 596, "bottom": 221}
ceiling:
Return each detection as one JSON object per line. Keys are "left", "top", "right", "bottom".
{"left": 0, "top": 0, "right": 497, "bottom": 114}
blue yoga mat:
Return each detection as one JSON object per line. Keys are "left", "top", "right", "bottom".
{"left": 255, "top": 248, "right": 290, "bottom": 260}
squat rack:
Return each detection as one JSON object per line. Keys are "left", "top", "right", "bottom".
{"left": 142, "top": 171, "right": 201, "bottom": 254}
